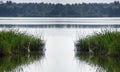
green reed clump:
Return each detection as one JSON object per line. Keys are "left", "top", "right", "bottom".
{"left": 0, "top": 30, "right": 45, "bottom": 56}
{"left": 75, "top": 30, "right": 120, "bottom": 56}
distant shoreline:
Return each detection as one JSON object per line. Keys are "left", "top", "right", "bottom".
{"left": 0, "top": 1, "right": 120, "bottom": 17}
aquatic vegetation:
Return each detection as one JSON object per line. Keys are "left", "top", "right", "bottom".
{"left": 75, "top": 29, "right": 120, "bottom": 56}
{"left": 0, "top": 30, "right": 45, "bottom": 56}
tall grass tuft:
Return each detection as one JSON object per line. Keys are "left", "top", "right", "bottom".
{"left": 0, "top": 30, "right": 45, "bottom": 56}
{"left": 75, "top": 29, "right": 120, "bottom": 56}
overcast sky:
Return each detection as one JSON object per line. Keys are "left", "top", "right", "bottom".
{"left": 3, "top": 0, "right": 120, "bottom": 4}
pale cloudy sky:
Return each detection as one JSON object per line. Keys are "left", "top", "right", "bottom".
{"left": 3, "top": 0, "right": 120, "bottom": 4}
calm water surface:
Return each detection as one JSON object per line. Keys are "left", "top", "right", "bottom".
{"left": 0, "top": 17, "right": 120, "bottom": 72}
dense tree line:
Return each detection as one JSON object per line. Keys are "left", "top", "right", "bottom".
{"left": 0, "top": 1, "right": 120, "bottom": 17}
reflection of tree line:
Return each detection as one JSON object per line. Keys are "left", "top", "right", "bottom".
{"left": 0, "top": 24, "right": 120, "bottom": 28}
{"left": 75, "top": 53, "right": 120, "bottom": 72}
{"left": 0, "top": 52, "right": 44, "bottom": 72}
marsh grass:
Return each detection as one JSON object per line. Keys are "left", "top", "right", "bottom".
{"left": 0, "top": 30, "right": 45, "bottom": 56}
{"left": 75, "top": 29, "right": 120, "bottom": 56}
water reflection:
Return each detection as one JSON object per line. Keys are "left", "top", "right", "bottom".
{"left": 0, "top": 52, "right": 44, "bottom": 72}
{"left": 75, "top": 53, "right": 120, "bottom": 72}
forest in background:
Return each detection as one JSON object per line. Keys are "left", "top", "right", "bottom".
{"left": 0, "top": 1, "right": 120, "bottom": 17}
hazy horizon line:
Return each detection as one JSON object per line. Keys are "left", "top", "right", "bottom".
{"left": 1, "top": 1, "right": 119, "bottom": 5}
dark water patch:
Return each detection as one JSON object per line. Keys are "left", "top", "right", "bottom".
{"left": 0, "top": 52, "right": 44, "bottom": 72}
{"left": 75, "top": 53, "right": 120, "bottom": 72}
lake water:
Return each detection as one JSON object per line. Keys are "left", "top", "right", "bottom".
{"left": 0, "top": 17, "right": 120, "bottom": 72}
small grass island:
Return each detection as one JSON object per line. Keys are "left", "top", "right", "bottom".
{"left": 75, "top": 30, "right": 120, "bottom": 56}
{"left": 0, "top": 30, "right": 45, "bottom": 56}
